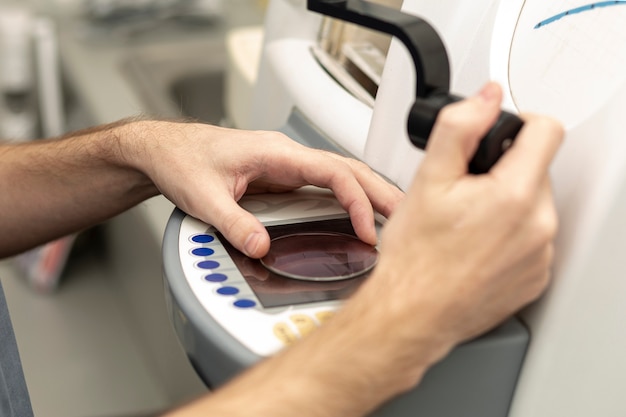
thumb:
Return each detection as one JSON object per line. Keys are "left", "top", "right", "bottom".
{"left": 419, "top": 82, "right": 503, "bottom": 182}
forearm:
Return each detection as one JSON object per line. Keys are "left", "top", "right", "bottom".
{"left": 0, "top": 119, "right": 158, "bottom": 257}
{"left": 0, "top": 116, "right": 402, "bottom": 261}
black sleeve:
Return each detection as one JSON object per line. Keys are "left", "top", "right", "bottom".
{"left": 0, "top": 281, "right": 34, "bottom": 417}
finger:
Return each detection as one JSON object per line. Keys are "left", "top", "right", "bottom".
{"left": 328, "top": 176, "right": 379, "bottom": 245}
{"left": 491, "top": 114, "right": 564, "bottom": 190}
{"left": 310, "top": 157, "right": 380, "bottom": 245}
{"left": 419, "top": 82, "right": 503, "bottom": 183}
{"left": 326, "top": 154, "right": 405, "bottom": 218}
{"left": 196, "top": 188, "right": 271, "bottom": 258}
{"left": 261, "top": 147, "right": 381, "bottom": 245}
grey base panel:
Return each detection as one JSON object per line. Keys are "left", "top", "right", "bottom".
{"left": 372, "top": 319, "right": 528, "bottom": 417}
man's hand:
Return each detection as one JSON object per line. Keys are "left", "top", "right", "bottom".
{"left": 127, "top": 122, "right": 404, "bottom": 258}
{"left": 357, "top": 82, "right": 564, "bottom": 381}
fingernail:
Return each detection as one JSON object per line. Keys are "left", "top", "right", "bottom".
{"left": 479, "top": 82, "right": 498, "bottom": 103}
{"left": 244, "top": 232, "right": 262, "bottom": 257}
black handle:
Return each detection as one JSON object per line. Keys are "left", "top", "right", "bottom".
{"left": 307, "top": 0, "right": 523, "bottom": 174}
{"left": 407, "top": 94, "right": 523, "bottom": 174}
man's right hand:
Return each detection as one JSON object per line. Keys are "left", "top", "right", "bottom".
{"left": 348, "top": 81, "right": 564, "bottom": 393}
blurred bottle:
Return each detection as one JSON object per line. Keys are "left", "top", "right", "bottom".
{"left": 0, "top": 7, "right": 38, "bottom": 141}
{"left": 0, "top": 7, "right": 73, "bottom": 293}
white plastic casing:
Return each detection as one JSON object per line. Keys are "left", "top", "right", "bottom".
{"left": 368, "top": 1, "right": 626, "bottom": 415}
{"left": 252, "top": 1, "right": 626, "bottom": 415}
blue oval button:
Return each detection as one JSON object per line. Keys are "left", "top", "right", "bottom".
{"left": 192, "top": 234, "right": 214, "bottom": 244}
{"left": 234, "top": 299, "right": 256, "bottom": 309}
{"left": 197, "top": 260, "right": 220, "bottom": 270}
{"left": 217, "top": 286, "right": 240, "bottom": 295}
{"left": 204, "top": 273, "right": 228, "bottom": 283}
{"left": 192, "top": 247, "right": 215, "bottom": 257}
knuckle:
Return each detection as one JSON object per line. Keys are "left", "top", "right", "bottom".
{"left": 346, "top": 157, "right": 372, "bottom": 175}
{"left": 521, "top": 201, "right": 559, "bottom": 252}
{"left": 323, "top": 153, "right": 357, "bottom": 175}
{"left": 257, "top": 130, "right": 292, "bottom": 145}
{"left": 498, "top": 184, "right": 535, "bottom": 215}
{"left": 437, "top": 106, "right": 476, "bottom": 132}
{"left": 273, "top": 131, "right": 292, "bottom": 143}
{"left": 526, "top": 246, "right": 555, "bottom": 301}
{"left": 533, "top": 209, "right": 559, "bottom": 244}
{"left": 532, "top": 115, "right": 565, "bottom": 140}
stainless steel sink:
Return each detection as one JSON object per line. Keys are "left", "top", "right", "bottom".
{"left": 121, "top": 36, "right": 229, "bottom": 125}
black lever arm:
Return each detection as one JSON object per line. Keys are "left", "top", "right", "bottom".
{"left": 307, "top": 0, "right": 523, "bottom": 174}
{"left": 308, "top": 0, "right": 449, "bottom": 98}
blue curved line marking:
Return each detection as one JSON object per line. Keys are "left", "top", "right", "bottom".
{"left": 535, "top": 1, "right": 626, "bottom": 28}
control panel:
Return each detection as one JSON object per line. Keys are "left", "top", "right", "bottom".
{"left": 175, "top": 186, "right": 380, "bottom": 356}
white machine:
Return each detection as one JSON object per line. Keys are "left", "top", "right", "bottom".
{"left": 164, "top": 0, "right": 626, "bottom": 415}
{"left": 250, "top": 0, "right": 626, "bottom": 415}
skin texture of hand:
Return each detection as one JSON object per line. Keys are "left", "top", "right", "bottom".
{"left": 0, "top": 120, "right": 403, "bottom": 258}
{"left": 120, "top": 121, "right": 403, "bottom": 258}
{"left": 164, "top": 82, "right": 564, "bottom": 417}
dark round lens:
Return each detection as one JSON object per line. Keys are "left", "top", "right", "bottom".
{"left": 260, "top": 232, "right": 378, "bottom": 281}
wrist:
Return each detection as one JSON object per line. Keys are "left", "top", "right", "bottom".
{"left": 105, "top": 119, "right": 153, "bottom": 171}
{"left": 224, "top": 285, "right": 453, "bottom": 417}
{"left": 337, "top": 278, "right": 454, "bottom": 395}
{"left": 101, "top": 118, "right": 162, "bottom": 196}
